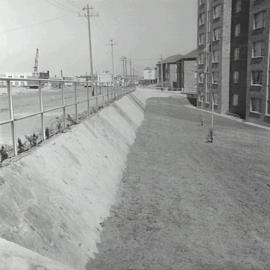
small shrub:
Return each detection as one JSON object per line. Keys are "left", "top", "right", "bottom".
{"left": 206, "top": 128, "right": 214, "bottom": 143}
{"left": 67, "top": 114, "right": 77, "bottom": 125}
{"left": 45, "top": 127, "right": 50, "bottom": 139}
{"left": 57, "top": 122, "right": 62, "bottom": 132}
{"left": 0, "top": 146, "right": 8, "bottom": 162}
{"left": 25, "top": 133, "right": 39, "bottom": 147}
{"left": 17, "top": 138, "right": 26, "bottom": 154}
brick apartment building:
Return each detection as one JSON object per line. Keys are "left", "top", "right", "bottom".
{"left": 246, "top": 0, "right": 270, "bottom": 125}
{"left": 156, "top": 50, "right": 197, "bottom": 91}
{"left": 197, "top": 0, "right": 232, "bottom": 114}
{"left": 176, "top": 49, "right": 198, "bottom": 93}
{"left": 229, "top": 0, "right": 250, "bottom": 118}
{"left": 197, "top": 0, "right": 270, "bottom": 126}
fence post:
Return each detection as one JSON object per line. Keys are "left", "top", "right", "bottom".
{"left": 7, "top": 80, "right": 17, "bottom": 156}
{"left": 74, "top": 82, "right": 78, "bottom": 122}
{"left": 39, "top": 81, "right": 45, "bottom": 141}
{"left": 102, "top": 88, "right": 105, "bottom": 106}
{"left": 95, "top": 86, "right": 98, "bottom": 109}
{"left": 86, "top": 80, "right": 90, "bottom": 115}
{"left": 61, "top": 81, "right": 66, "bottom": 129}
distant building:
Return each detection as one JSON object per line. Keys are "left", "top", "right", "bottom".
{"left": 176, "top": 49, "right": 198, "bottom": 93}
{"left": 142, "top": 67, "right": 157, "bottom": 85}
{"left": 98, "top": 71, "right": 113, "bottom": 86}
{"left": 0, "top": 72, "right": 33, "bottom": 87}
{"left": 156, "top": 54, "right": 183, "bottom": 89}
{"left": 156, "top": 51, "right": 197, "bottom": 92}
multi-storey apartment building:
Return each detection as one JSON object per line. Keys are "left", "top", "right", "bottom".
{"left": 229, "top": 0, "right": 250, "bottom": 118}
{"left": 246, "top": 0, "right": 270, "bottom": 126}
{"left": 197, "top": 0, "right": 232, "bottom": 114}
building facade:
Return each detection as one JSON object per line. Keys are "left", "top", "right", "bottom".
{"left": 246, "top": 0, "right": 270, "bottom": 125}
{"left": 0, "top": 72, "right": 33, "bottom": 87}
{"left": 156, "top": 55, "right": 183, "bottom": 89}
{"left": 176, "top": 49, "right": 198, "bottom": 93}
{"left": 143, "top": 67, "right": 157, "bottom": 84}
{"left": 197, "top": 0, "right": 270, "bottom": 126}
{"left": 229, "top": 0, "right": 250, "bottom": 118}
{"left": 197, "top": 0, "right": 232, "bottom": 114}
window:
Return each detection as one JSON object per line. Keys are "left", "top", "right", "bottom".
{"left": 235, "top": 0, "right": 241, "bottom": 13}
{"left": 212, "top": 50, "right": 220, "bottom": 63}
{"left": 213, "top": 93, "right": 218, "bottom": 105}
{"left": 199, "top": 0, "right": 204, "bottom": 5}
{"left": 251, "top": 70, "right": 263, "bottom": 85}
{"left": 212, "top": 71, "right": 219, "bottom": 84}
{"left": 233, "top": 71, "right": 239, "bottom": 83}
{"left": 206, "top": 91, "right": 210, "bottom": 103}
{"left": 199, "top": 13, "right": 205, "bottom": 26}
{"left": 213, "top": 5, "right": 221, "bottom": 19}
{"left": 252, "top": 41, "right": 263, "bottom": 57}
{"left": 198, "top": 53, "right": 205, "bottom": 65}
{"left": 253, "top": 11, "right": 265, "bottom": 30}
{"left": 250, "top": 97, "right": 262, "bottom": 113}
{"left": 198, "top": 73, "right": 204, "bottom": 83}
{"left": 198, "top": 33, "right": 205, "bottom": 46}
{"left": 198, "top": 92, "right": 204, "bottom": 102}
{"left": 233, "top": 94, "right": 239, "bottom": 106}
{"left": 234, "top": 24, "right": 241, "bottom": 37}
{"left": 234, "top": 48, "right": 240, "bottom": 60}
{"left": 213, "top": 28, "right": 221, "bottom": 41}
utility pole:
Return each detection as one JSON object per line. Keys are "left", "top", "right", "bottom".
{"left": 120, "top": 56, "right": 127, "bottom": 85}
{"left": 82, "top": 4, "right": 98, "bottom": 81}
{"left": 107, "top": 39, "right": 117, "bottom": 79}
{"left": 160, "top": 55, "right": 164, "bottom": 89}
{"left": 129, "top": 59, "right": 132, "bottom": 82}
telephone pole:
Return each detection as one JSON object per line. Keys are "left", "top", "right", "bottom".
{"left": 107, "top": 39, "right": 117, "bottom": 78}
{"left": 82, "top": 4, "right": 98, "bottom": 80}
{"left": 120, "top": 56, "right": 127, "bottom": 86}
{"left": 160, "top": 55, "right": 164, "bottom": 89}
{"left": 129, "top": 59, "right": 132, "bottom": 82}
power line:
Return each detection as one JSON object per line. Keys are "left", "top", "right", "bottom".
{"left": 0, "top": 15, "right": 66, "bottom": 34}
{"left": 44, "top": 0, "right": 79, "bottom": 15}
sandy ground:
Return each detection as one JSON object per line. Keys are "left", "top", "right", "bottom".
{"left": 87, "top": 96, "right": 270, "bottom": 270}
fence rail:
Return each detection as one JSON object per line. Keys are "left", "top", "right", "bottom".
{"left": 0, "top": 77, "right": 134, "bottom": 157}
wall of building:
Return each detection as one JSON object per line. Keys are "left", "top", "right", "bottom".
{"left": 246, "top": 0, "right": 270, "bottom": 126}
{"left": 143, "top": 68, "right": 157, "bottom": 80}
{"left": 229, "top": 0, "right": 250, "bottom": 119}
{"left": 183, "top": 60, "right": 197, "bottom": 93}
{"left": 220, "top": 0, "right": 232, "bottom": 114}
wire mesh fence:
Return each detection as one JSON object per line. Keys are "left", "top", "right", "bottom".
{"left": 0, "top": 77, "right": 134, "bottom": 160}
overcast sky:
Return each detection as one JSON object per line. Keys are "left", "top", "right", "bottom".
{"left": 0, "top": 0, "right": 197, "bottom": 77}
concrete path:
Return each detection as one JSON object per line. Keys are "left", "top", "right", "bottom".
{"left": 87, "top": 96, "right": 270, "bottom": 270}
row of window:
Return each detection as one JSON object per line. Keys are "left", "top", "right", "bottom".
{"left": 198, "top": 0, "right": 241, "bottom": 26}
{"left": 199, "top": 24, "right": 241, "bottom": 47}
{"left": 198, "top": 40, "right": 264, "bottom": 66}
{"left": 199, "top": 94, "right": 270, "bottom": 115}
{"left": 198, "top": 70, "right": 265, "bottom": 85}
{"left": 199, "top": 8, "right": 266, "bottom": 39}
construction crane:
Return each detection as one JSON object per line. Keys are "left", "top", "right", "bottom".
{"left": 28, "top": 48, "right": 40, "bottom": 89}
{"left": 33, "top": 48, "right": 39, "bottom": 76}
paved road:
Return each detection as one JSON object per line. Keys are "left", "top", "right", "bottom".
{"left": 0, "top": 86, "right": 122, "bottom": 145}
{"left": 87, "top": 96, "right": 270, "bottom": 270}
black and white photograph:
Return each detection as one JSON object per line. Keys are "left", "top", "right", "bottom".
{"left": 0, "top": 0, "right": 270, "bottom": 269}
